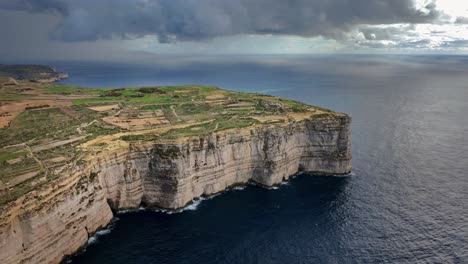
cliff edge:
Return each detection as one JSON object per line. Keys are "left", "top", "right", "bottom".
{"left": 0, "top": 71, "right": 351, "bottom": 264}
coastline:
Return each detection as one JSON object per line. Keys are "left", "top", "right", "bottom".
{"left": 0, "top": 68, "right": 351, "bottom": 264}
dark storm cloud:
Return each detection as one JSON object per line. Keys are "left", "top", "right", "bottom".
{"left": 0, "top": 0, "right": 68, "bottom": 14}
{"left": 0, "top": 0, "right": 441, "bottom": 42}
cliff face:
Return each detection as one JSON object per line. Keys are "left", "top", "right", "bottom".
{"left": 0, "top": 115, "right": 351, "bottom": 264}
{"left": 141, "top": 115, "right": 351, "bottom": 208}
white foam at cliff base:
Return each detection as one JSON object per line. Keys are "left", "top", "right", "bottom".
{"left": 119, "top": 178, "right": 301, "bottom": 216}
{"left": 96, "top": 229, "right": 111, "bottom": 236}
{"left": 117, "top": 207, "right": 146, "bottom": 215}
{"left": 86, "top": 220, "right": 116, "bottom": 246}
{"left": 160, "top": 193, "right": 224, "bottom": 214}
{"left": 146, "top": 198, "right": 204, "bottom": 214}
{"left": 87, "top": 236, "right": 97, "bottom": 245}
{"left": 167, "top": 197, "right": 207, "bottom": 214}
{"left": 182, "top": 199, "right": 203, "bottom": 211}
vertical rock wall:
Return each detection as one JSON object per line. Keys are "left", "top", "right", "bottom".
{"left": 0, "top": 115, "right": 351, "bottom": 264}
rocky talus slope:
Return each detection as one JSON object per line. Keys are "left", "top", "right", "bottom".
{"left": 0, "top": 114, "right": 351, "bottom": 264}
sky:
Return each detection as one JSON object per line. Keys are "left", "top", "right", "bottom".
{"left": 0, "top": 0, "right": 468, "bottom": 61}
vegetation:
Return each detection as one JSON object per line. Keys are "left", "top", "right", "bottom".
{"left": 0, "top": 74, "right": 337, "bottom": 205}
{"left": 0, "top": 151, "right": 28, "bottom": 162}
{"left": 44, "top": 84, "right": 95, "bottom": 95}
{"left": 0, "top": 93, "right": 30, "bottom": 101}
{"left": 120, "top": 134, "right": 160, "bottom": 141}
{"left": 160, "top": 118, "right": 256, "bottom": 139}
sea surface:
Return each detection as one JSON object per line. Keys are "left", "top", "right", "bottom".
{"left": 52, "top": 55, "right": 467, "bottom": 263}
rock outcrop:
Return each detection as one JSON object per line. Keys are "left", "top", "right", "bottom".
{"left": 0, "top": 114, "right": 351, "bottom": 264}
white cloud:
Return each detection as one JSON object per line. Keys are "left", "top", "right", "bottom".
{"left": 338, "top": 0, "right": 468, "bottom": 52}
{"left": 434, "top": 0, "right": 468, "bottom": 18}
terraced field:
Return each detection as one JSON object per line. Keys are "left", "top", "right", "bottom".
{"left": 0, "top": 78, "right": 332, "bottom": 204}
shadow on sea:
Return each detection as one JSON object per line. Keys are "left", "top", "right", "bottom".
{"left": 66, "top": 173, "right": 352, "bottom": 264}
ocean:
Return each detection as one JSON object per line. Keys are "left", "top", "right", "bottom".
{"left": 52, "top": 54, "right": 467, "bottom": 263}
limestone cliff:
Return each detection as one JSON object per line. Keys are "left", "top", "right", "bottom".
{"left": 0, "top": 114, "right": 350, "bottom": 264}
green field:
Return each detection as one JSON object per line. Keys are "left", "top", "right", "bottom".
{"left": 0, "top": 81, "right": 335, "bottom": 205}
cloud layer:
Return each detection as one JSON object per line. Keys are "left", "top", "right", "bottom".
{"left": 0, "top": 0, "right": 442, "bottom": 42}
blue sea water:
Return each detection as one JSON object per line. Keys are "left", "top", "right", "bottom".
{"left": 52, "top": 55, "right": 467, "bottom": 263}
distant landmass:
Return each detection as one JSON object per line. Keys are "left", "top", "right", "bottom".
{"left": 0, "top": 64, "right": 68, "bottom": 83}
{"left": 0, "top": 65, "right": 351, "bottom": 264}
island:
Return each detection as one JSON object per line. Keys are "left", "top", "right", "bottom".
{"left": 0, "top": 66, "right": 351, "bottom": 264}
{"left": 0, "top": 64, "right": 68, "bottom": 83}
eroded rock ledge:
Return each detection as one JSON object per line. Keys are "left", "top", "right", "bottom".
{"left": 0, "top": 114, "right": 350, "bottom": 264}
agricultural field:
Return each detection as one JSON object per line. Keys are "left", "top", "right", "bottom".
{"left": 0, "top": 77, "right": 331, "bottom": 204}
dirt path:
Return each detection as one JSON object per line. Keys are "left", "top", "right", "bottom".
{"left": 81, "top": 120, "right": 214, "bottom": 149}
{"left": 170, "top": 105, "right": 181, "bottom": 122}
{"left": 31, "top": 136, "right": 86, "bottom": 152}
{"left": 25, "top": 144, "right": 49, "bottom": 178}
{"left": 1, "top": 142, "right": 27, "bottom": 149}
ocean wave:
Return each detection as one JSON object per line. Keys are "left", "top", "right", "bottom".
{"left": 173, "top": 198, "right": 204, "bottom": 212}
{"left": 96, "top": 229, "right": 112, "bottom": 236}
{"left": 135, "top": 197, "right": 206, "bottom": 215}
{"left": 231, "top": 186, "right": 246, "bottom": 191}
{"left": 117, "top": 207, "right": 146, "bottom": 215}
{"left": 87, "top": 236, "right": 97, "bottom": 245}
{"left": 86, "top": 219, "right": 117, "bottom": 246}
